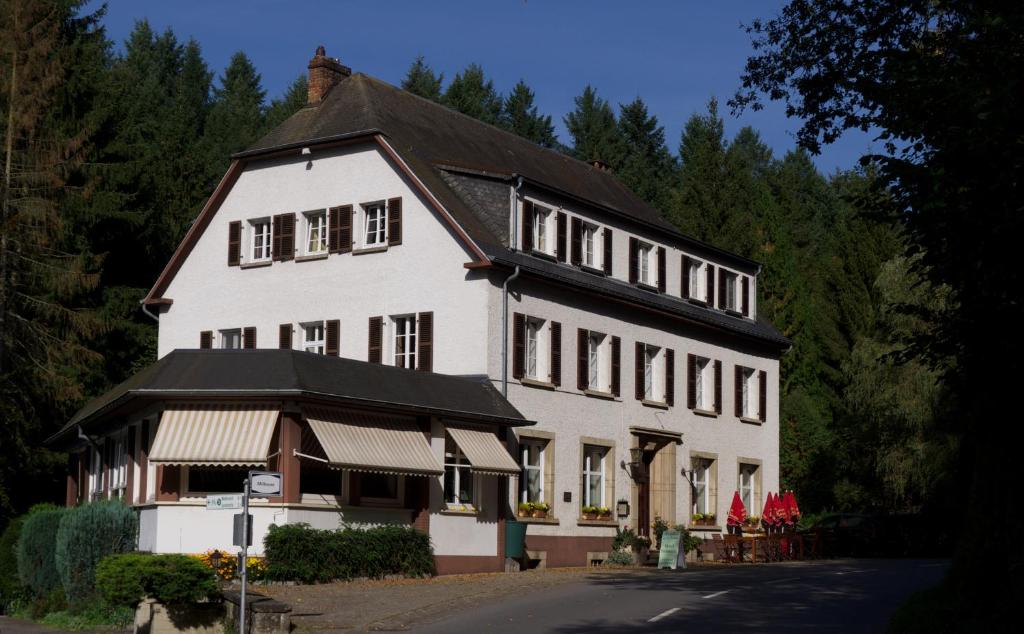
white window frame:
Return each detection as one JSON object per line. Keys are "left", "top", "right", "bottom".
{"left": 302, "top": 321, "right": 325, "bottom": 355}
{"left": 249, "top": 218, "right": 271, "bottom": 262}
{"left": 304, "top": 210, "right": 327, "bottom": 255}
{"left": 739, "top": 463, "right": 757, "bottom": 513}
{"left": 588, "top": 332, "right": 608, "bottom": 391}
{"left": 525, "top": 318, "right": 549, "bottom": 381}
{"left": 695, "top": 356, "right": 710, "bottom": 410}
{"left": 741, "top": 367, "right": 756, "bottom": 418}
{"left": 692, "top": 458, "right": 711, "bottom": 515}
{"left": 444, "top": 440, "right": 477, "bottom": 510}
{"left": 90, "top": 446, "right": 104, "bottom": 495}
{"left": 532, "top": 206, "right": 551, "bottom": 255}
{"left": 643, "top": 344, "right": 662, "bottom": 401}
{"left": 582, "top": 223, "right": 599, "bottom": 268}
{"left": 724, "top": 271, "right": 739, "bottom": 311}
{"left": 363, "top": 202, "right": 387, "bottom": 247}
{"left": 392, "top": 315, "right": 417, "bottom": 369}
{"left": 220, "top": 329, "right": 242, "bottom": 350}
{"left": 520, "top": 439, "right": 545, "bottom": 504}
{"left": 638, "top": 242, "right": 653, "bottom": 285}
{"left": 110, "top": 431, "right": 128, "bottom": 494}
{"left": 582, "top": 445, "right": 606, "bottom": 507}
{"left": 689, "top": 258, "right": 704, "bottom": 299}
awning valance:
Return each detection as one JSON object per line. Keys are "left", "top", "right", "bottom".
{"left": 446, "top": 424, "right": 520, "bottom": 475}
{"left": 149, "top": 405, "right": 279, "bottom": 466}
{"left": 303, "top": 407, "right": 442, "bottom": 476}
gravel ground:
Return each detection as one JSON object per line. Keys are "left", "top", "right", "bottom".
{"left": 260, "top": 566, "right": 653, "bottom": 632}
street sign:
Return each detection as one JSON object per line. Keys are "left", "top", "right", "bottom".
{"left": 658, "top": 530, "right": 681, "bottom": 570}
{"left": 233, "top": 513, "right": 253, "bottom": 547}
{"left": 206, "top": 494, "right": 243, "bottom": 510}
{"left": 248, "top": 471, "right": 283, "bottom": 497}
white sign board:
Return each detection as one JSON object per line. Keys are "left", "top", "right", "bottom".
{"left": 206, "top": 494, "right": 242, "bottom": 510}
{"left": 249, "top": 471, "right": 283, "bottom": 497}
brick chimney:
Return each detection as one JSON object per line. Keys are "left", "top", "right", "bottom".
{"left": 307, "top": 45, "right": 351, "bottom": 104}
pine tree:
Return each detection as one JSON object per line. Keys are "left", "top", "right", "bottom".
{"left": 206, "top": 51, "right": 266, "bottom": 169}
{"left": 401, "top": 56, "right": 442, "bottom": 102}
{"left": 441, "top": 63, "right": 502, "bottom": 125}
{"left": 617, "top": 97, "right": 675, "bottom": 210}
{"left": 564, "top": 85, "right": 623, "bottom": 166}
{"left": 671, "top": 99, "right": 728, "bottom": 242}
{"left": 500, "top": 80, "right": 557, "bottom": 148}
{"left": 264, "top": 75, "right": 307, "bottom": 132}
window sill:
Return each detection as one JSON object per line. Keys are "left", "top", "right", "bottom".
{"left": 353, "top": 245, "right": 388, "bottom": 255}
{"left": 584, "top": 389, "right": 616, "bottom": 401}
{"left": 439, "top": 507, "right": 479, "bottom": 517}
{"left": 685, "top": 298, "right": 708, "bottom": 308}
{"left": 515, "top": 515, "right": 560, "bottom": 525}
{"left": 240, "top": 260, "right": 272, "bottom": 269}
{"left": 636, "top": 282, "right": 660, "bottom": 293}
{"left": 739, "top": 416, "right": 764, "bottom": 426}
{"left": 692, "top": 408, "right": 719, "bottom": 418}
{"left": 576, "top": 518, "right": 618, "bottom": 528}
{"left": 579, "top": 264, "right": 606, "bottom": 277}
{"left": 295, "top": 253, "right": 329, "bottom": 262}
{"left": 641, "top": 399, "right": 669, "bottom": 410}
{"left": 521, "top": 377, "right": 556, "bottom": 390}
{"left": 724, "top": 308, "right": 743, "bottom": 317}
{"left": 529, "top": 249, "right": 558, "bottom": 262}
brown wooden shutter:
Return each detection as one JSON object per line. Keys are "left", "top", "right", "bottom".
{"left": 387, "top": 197, "right": 403, "bottom": 246}
{"left": 576, "top": 328, "right": 588, "bottom": 390}
{"left": 279, "top": 324, "right": 292, "bottom": 349}
{"left": 274, "top": 213, "right": 295, "bottom": 261}
{"left": 200, "top": 331, "right": 212, "bottom": 349}
{"left": 758, "top": 370, "right": 767, "bottom": 422}
{"left": 735, "top": 365, "right": 744, "bottom": 417}
{"left": 243, "top": 327, "right": 256, "bottom": 349}
{"left": 512, "top": 313, "right": 526, "bottom": 379}
{"left": 611, "top": 336, "right": 621, "bottom": 396}
{"left": 228, "top": 221, "right": 241, "bottom": 266}
{"left": 368, "top": 317, "right": 383, "bottom": 363}
{"left": 687, "top": 354, "right": 697, "bottom": 409}
{"left": 329, "top": 205, "right": 353, "bottom": 253}
{"left": 272, "top": 215, "right": 283, "bottom": 260}
{"left": 681, "top": 255, "right": 691, "bottom": 299}
{"left": 550, "top": 321, "right": 561, "bottom": 386}
{"left": 326, "top": 320, "right": 340, "bottom": 356}
{"left": 714, "top": 360, "right": 723, "bottom": 414}
{"left": 706, "top": 264, "right": 715, "bottom": 304}
{"left": 741, "top": 276, "right": 750, "bottom": 316}
{"left": 628, "top": 237, "right": 639, "bottom": 284}
{"left": 570, "top": 217, "right": 582, "bottom": 265}
{"left": 417, "top": 312, "right": 432, "bottom": 371}
{"left": 556, "top": 212, "right": 567, "bottom": 262}
{"left": 657, "top": 247, "right": 666, "bottom": 293}
{"left": 635, "top": 342, "right": 645, "bottom": 401}
{"left": 665, "top": 348, "right": 675, "bottom": 406}
{"left": 602, "top": 228, "right": 613, "bottom": 275}
{"left": 521, "top": 200, "right": 534, "bottom": 252}
{"left": 718, "top": 269, "right": 727, "bottom": 309}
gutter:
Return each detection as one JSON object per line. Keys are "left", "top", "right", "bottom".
{"left": 139, "top": 300, "right": 160, "bottom": 322}
{"left": 500, "top": 177, "right": 525, "bottom": 398}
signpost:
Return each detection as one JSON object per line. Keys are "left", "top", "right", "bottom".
{"left": 206, "top": 494, "right": 242, "bottom": 510}
{"left": 657, "top": 529, "right": 681, "bottom": 570}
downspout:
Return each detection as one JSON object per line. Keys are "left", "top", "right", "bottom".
{"left": 139, "top": 300, "right": 159, "bottom": 323}
{"left": 501, "top": 176, "right": 525, "bottom": 398}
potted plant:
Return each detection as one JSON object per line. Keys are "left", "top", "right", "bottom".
{"left": 742, "top": 515, "right": 761, "bottom": 533}
{"left": 532, "top": 502, "right": 550, "bottom": 519}
{"left": 518, "top": 501, "right": 534, "bottom": 518}
{"left": 597, "top": 506, "right": 612, "bottom": 520}
{"left": 633, "top": 534, "right": 652, "bottom": 561}
{"left": 581, "top": 505, "right": 599, "bottom": 520}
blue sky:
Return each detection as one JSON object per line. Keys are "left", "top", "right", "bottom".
{"left": 88, "top": 0, "right": 876, "bottom": 174}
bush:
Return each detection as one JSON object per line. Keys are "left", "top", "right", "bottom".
{"left": 55, "top": 500, "right": 138, "bottom": 606}
{"left": 0, "top": 516, "right": 26, "bottom": 612}
{"left": 15, "top": 504, "right": 66, "bottom": 599}
{"left": 264, "top": 523, "right": 434, "bottom": 583}
{"left": 96, "top": 553, "right": 218, "bottom": 607}
{"left": 192, "top": 550, "right": 267, "bottom": 582}
{"left": 603, "top": 550, "right": 635, "bottom": 566}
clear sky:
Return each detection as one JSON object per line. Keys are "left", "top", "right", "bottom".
{"left": 87, "top": 0, "right": 876, "bottom": 174}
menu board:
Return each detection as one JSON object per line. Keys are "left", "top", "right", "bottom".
{"left": 658, "top": 529, "right": 681, "bottom": 570}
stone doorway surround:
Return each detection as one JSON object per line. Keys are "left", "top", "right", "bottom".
{"left": 627, "top": 426, "right": 682, "bottom": 537}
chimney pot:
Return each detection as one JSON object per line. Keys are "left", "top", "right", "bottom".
{"left": 307, "top": 46, "right": 351, "bottom": 104}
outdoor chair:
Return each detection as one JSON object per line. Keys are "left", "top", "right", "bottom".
{"left": 722, "top": 534, "right": 742, "bottom": 563}
{"left": 710, "top": 533, "right": 729, "bottom": 562}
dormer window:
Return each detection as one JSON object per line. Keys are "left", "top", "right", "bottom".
{"left": 363, "top": 202, "right": 387, "bottom": 247}
{"left": 250, "top": 219, "right": 271, "bottom": 262}
{"left": 532, "top": 206, "right": 551, "bottom": 254}
{"left": 722, "top": 270, "right": 739, "bottom": 312}
{"left": 637, "top": 242, "right": 653, "bottom": 285}
{"left": 582, "top": 223, "right": 599, "bottom": 269}
{"left": 688, "top": 259, "right": 704, "bottom": 299}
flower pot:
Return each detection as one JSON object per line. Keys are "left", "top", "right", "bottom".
{"left": 597, "top": 513, "right": 612, "bottom": 521}
{"left": 583, "top": 512, "right": 598, "bottom": 520}
{"left": 532, "top": 509, "right": 548, "bottom": 519}
{"left": 518, "top": 510, "right": 530, "bottom": 518}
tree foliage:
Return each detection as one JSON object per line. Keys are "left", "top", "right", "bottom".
{"left": 401, "top": 55, "right": 442, "bottom": 102}
{"left": 500, "top": 80, "right": 557, "bottom": 148}
{"left": 441, "top": 63, "right": 502, "bottom": 125}
{"left": 564, "top": 85, "right": 624, "bottom": 166}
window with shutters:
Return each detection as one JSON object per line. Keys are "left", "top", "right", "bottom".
{"left": 443, "top": 435, "right": 477, "bottom": 510}
{"left": 688, "top": 258, "right": 705, "bottom": 299}
{"left": 582, "top": 445, "right": 607, "bottom": 508}
{"left": 392, "top": 315, "right": 417, "bottom": 369}
{"left": 362, "top": 202, "right": 387, "bottom": 247}
{"left": 582, "top": 223, "right": 600, "bottom": 269}
{"left": 643, "top": 344, "right": 661, "bottom": 402}
{"left": 637, "top": 242, "right": 654, "bottom": 286}
{"left": 723, "top": 271, "right": 739, "bottom": 311}
{"left": 584, "top": 332, "right": 614, "bottom": 392}
{"left": 520, "top": 438, "right": 547, "bottom": 504}
{"left": 220, "top": 329, "right": 242, "bottom": 349}
{"left": 302, "top": 321, "right": 325, "bottom": 354}
{"left": 740, "top": 367, "right": 756, "bottom": 418}
{"left": 525, "top": 318, "right": 549, "bottom": 381}
{"left": 249, "top": 219, "right": 271, "bottom": 262}
{"left": 532, "top": 206, "right": 553, "bottom": 255}
{"left": 303, "top": 211, "right": 328, "bottom": 255}
{"left": 694, "top": 356, "right": 711, "bottom": 410}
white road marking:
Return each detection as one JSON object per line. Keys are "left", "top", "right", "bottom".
{"left": 702, "top": 590, "right": 731, "bottom": 599}
{"left": 648, "top": 607, "right": 680, "bottom": 623}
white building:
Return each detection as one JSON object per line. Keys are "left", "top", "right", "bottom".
{"left": 51, "top": 47, "right": 789, "bottom": 573}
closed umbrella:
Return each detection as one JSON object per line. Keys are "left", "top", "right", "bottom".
{"left": 785, "top": 490, "right": 801, "bottom": 521}
{"left": 727, "top": 491, "right": 748, "bottom": 534}
{"left": 761, "top": 492, "right": 777, "bottom": 531}
{"left": 774, "top": 492, "right": 790, "bottom": 526}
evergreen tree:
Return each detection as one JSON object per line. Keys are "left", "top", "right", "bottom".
{"left": 206, "top": 51, "right": 266, "bottom": 169}
{"left": 671, "top": 99, "right": 728, "bottom": 242}
{"left": 264, "top": 75, "right": 307, "bottom": 132}
{"left": 401, "top": 56, "right": 442, "bottom": 102}
{"left": 564, "top": 85, "right": 623, "bottom": 166}
{"left": 441, "top": 63, "right": 502, "bottom": 125}
{"left": 616, "top": 97, "right": 675, "bottom": 210}
{"left": 500, "top": 80, "right": 557, "bottom": 148}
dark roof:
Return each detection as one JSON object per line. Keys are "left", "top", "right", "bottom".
{"left": 49, "top": 350, "right": 531, "bottom": 446}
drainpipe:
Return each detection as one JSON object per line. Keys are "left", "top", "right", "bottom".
{"left": 510, "top": 176, "right": 523, "bottom": 249}
{"left": 139, "top": 300, "right": 159, "bottom": 323}
{"left": 501, "top": 177, "right": 525, "bottom": 398}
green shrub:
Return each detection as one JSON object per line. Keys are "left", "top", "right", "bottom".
{"left": 15, "top": 504, "right": 66, "bottom": 599}
{"left": 96, "top": 553, "right": 218, "bottom": 607}
{"left": 55, "top": 500, "right": 138, "bottom": 606}
{"left": 0, "top": 516, "right": 26, "bottom": 612}
{"left": 39, "top": 602, "right": 135, "bottom": 631}
{"left": 604, "top": 550, "right": 635, "bottom": 566}
{"left": 264, "top": 523, "right": 434, "bottom": 583}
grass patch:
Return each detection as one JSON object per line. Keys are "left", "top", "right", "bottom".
{"left": 37, "top": 602, "right": 134, "bottom": 631}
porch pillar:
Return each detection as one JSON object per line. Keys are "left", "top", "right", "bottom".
{"left": 276, "top": 412, "right": 301, "bottom": 504}
{"left": 156, "top": 465, "right": 180, "bottom": 501}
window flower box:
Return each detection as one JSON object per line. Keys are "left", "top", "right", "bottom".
{"left": 531, "top": 502, "right": 550, "bottom": 519}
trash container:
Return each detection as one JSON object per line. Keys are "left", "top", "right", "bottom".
{"left": 505, "top": 519, "right": 527, "bottom": 559}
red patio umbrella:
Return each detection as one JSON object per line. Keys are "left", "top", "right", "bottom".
{"left": 774, "top": 492, "right": 791, "bottom": 525}
{"left": 727, "top": 491, "right": 748, "bottom": 527}
{"left": 784, "top": 490, "right": 801, "bottom": 520}
{"left": 761, "top": 492, "right": 777, "bottom": 528}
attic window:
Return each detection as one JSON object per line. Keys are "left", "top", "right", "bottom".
{"left": 532, "top": 207, "right": 551, "bottom": 255}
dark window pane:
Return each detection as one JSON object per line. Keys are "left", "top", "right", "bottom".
{"left": 188, "top": 467, "right": 248, "bottom": 494}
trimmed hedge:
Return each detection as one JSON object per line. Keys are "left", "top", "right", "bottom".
{"left": 55, "top": 500, "right": 138, "bottom": 606}
{"left": 264, "top": 523, "right": 434, "bottom": 583}
{"left": 0, "top": 516, "right": 26, "bottom": 612}
{"left": 15, "top": 505, "right": 66, "bottom": 598}
{"left": 96, "top": 553, "right": 218, "bottom": 607}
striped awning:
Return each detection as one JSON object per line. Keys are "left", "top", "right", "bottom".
{"left": 446, "top": 424, "right": 520, "bottom": 475}
{"left": 149, "top": 405, "right": 279, "bottom": 466}
{"left": 303, "top": 407, "right": 443, "bottom": 476}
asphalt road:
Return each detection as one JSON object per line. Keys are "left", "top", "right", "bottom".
{"left": 413, "top": 559, "right": 948, "bottom": 633}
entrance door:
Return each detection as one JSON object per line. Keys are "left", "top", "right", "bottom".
{"left": 634, "top": 441, "right": 678, "bottom": 538}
